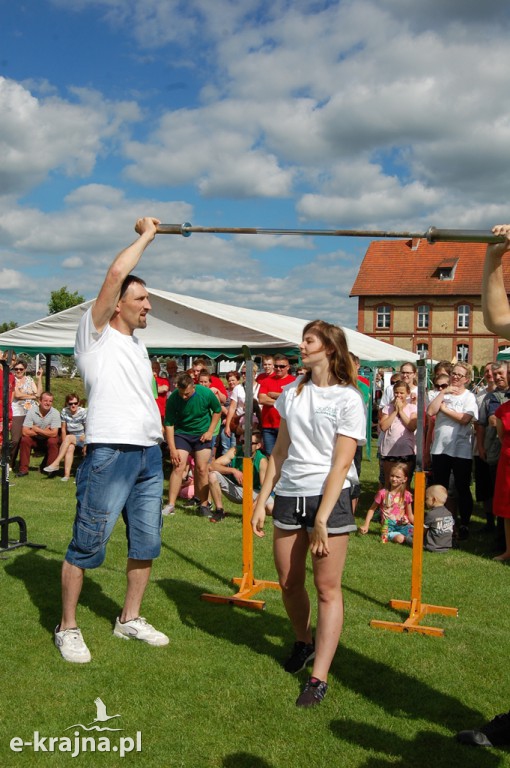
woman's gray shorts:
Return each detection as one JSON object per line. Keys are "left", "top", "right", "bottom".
{"left": 272, "top": 487, "right": 356, "bottom": 534}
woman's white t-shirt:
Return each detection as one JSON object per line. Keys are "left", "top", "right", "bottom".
{"left": 274, "top": 378, "right": 366, "bottom": 496}
{"left": 231, "top": 384, "right": 246, "bottom": 416}
{"left": 430, "top": 389, "right": 478, "bottom": 459}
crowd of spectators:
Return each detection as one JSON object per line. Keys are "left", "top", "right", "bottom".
{"left": 2, "top": 347, "right": 509, "bottom": 556}
{"left": 366, "top": 357, "right": 510, "bottom": 555}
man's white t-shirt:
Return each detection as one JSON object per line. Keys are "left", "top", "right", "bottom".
{"left": 273, "top": 378, "right": 366, "bottom": 496}
{"left": 75, "top": 307, "right": 162, "bottom": 446}
{"left": 430, "top": 389, "right": 478, "bottom": 460}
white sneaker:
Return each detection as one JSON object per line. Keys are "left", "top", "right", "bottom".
{"left": 113, "top": 617, "right": 169, "bottom": 646}
{"left": 54, "top": 626, "right": 91, "bottom": 663}
{"left": 61, "top": 477, "right": 70, "bottom": 482}
{"left": 162, "top": 504, "right": 175, "bottom": 516}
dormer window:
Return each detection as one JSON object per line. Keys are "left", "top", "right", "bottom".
{"left": 435, "top": 257, "right": 458, "bottom": 281}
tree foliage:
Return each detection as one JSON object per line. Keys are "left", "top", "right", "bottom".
{"left": 0, "top": 320, "right": 17, "bottom": 333}
{"left": 48, "top": 286, "right": 85, "bottom": 315}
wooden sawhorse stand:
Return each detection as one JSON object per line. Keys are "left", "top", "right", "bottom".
{"left": 370, "top": 470, "right": 458, "bottom": 637}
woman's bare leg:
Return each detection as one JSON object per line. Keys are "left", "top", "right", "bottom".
{"left": 494, "top": 518, "right": 510, "bottom": 561}
{"left": 46, "top": 435, "right": 77, "bottom": 472}
{"left": 309, "top": 533, "right": 349, "bottom": 682}
{"left": 273, "top": 527, "right": 312, "bottom": 643}
{"left": 63, "top": 443, "right": 76, "bottom": 478}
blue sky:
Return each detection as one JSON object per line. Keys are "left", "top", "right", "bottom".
{"left": 2, "top": 0, "right": 510, "bottom": 327}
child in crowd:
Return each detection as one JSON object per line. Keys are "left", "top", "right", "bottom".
{"left": 379, "top": 380, "right": 417, "bottom": 487}
{"left": 359, "top": 462, "right": 413, "bottom": 544}
{"left": 424, "top": 484, "right": 454, "bottom": 553}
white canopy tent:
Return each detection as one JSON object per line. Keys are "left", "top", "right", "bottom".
{"left": 0, "top": 288, "right": 418, "bottom": 365}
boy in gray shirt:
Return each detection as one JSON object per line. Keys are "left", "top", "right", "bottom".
{"left": 424, "top": 485, "right": 454, "bottom": 553}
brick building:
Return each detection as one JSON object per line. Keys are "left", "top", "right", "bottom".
{"left": 350, "top": 238, "right": 510, "bottom": 366}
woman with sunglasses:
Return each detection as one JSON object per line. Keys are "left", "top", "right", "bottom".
{"left": 252, "top": 320, "right": 366, "bottom": 708}
{"left": 427, "top": 363, "right": 478, "bottom": 538}
{"left": 424, "top": 374, "right": 450, "bottom": 470}
{"left": 10, "top": 360, "right": 43, "bottom": 470}
{"left": 43, "top": 393, "right": 87, "bottom": 481}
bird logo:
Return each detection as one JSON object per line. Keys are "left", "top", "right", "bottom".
{"left": 92, "top": 697, "right": 121, "bottom": 724}
{"left": 64, "top": 698, "right": 123, "bottom": 732}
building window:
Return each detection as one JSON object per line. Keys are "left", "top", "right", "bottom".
{"left": 417, "top": 342, "right": 429, "bottom": 358}
{"left": 456, "top": 344, "right": 469, "bottom": 362}
{"left": 417, "top": 305, "right": 429, "bottom": 329}
{"left": 376, "top": 305, "right": 391, "bottom": 329}
{"left": 457, "top": 304, "right": 470, "bottom": 329}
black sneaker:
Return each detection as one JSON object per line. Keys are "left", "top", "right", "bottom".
{"left": 296, "top": 676, "right": 328, "bottom": 708}
{"left": 283, "top": 640, "right": 315, "bottom": 674}
{"left": 209, "top": 509, "right": 226, "bottom": 523}
{"left": 197, "top": 504, "right": 213, "bottom": 517}
{"left": 183, "top": 496, "right": 201, "bottom": 509}
{"left": 458, "top": 524, "right": 469, "bottom": 541}
{"left": 457, "top": 711, "right": 510, "bottom": 747}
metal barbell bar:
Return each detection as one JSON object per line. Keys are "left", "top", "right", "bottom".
{"left": 156, "top": 223, "right": 506, "bottom": 244}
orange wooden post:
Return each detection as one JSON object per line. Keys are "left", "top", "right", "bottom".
{"left": 201, "top": 351, "right": 280, "bottom": 610}
{"left": 201, "top": 456, "right": 280, "bottom": 610}
{"left": 370, "top": 361, "right": 458, "bottom": 636}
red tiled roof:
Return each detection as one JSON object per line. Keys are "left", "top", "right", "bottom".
{"left": 350, "top": 239, "right": 510, "bottom": 297}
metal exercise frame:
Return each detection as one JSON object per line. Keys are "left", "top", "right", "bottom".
{"left": 0, "top": 358, "right": 46, "bottom": 555}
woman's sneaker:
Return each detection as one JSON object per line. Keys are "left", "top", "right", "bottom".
{"left": 54, "top": 626, "right": 91, "bottom": 663}
{"left": 296, "top": 676, "right": 328, "bottom": 708}
{"left": 457, "top": 711, "right": 510, "bottom": 747}
{"left": 283, "top": 640, "right": 315, "bottom": 674}
{"left": 113, "top": 617, "right": 169, "bottom": 646}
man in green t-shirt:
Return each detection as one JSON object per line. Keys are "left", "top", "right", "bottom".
{"left": 164, "top": 373, "right": 221, "bottom": 517}
{"left": 207, "top": 430, "right": 274, "bottom": 523}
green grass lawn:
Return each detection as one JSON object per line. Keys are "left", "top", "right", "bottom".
{"left": 1, "top": 384, "right": 510, "bottom": 767}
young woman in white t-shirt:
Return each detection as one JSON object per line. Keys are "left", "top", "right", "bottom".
{"left": 252, "top": 320, "right": 366, "bottom": 708}
{"left": 427, "top": 362, "right": 478, "bottom": 538}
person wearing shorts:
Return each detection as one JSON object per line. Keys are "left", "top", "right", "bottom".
{"left": 208, "top": 429, "right": 273, "bottom": 522}
{"left": 164, "top": 373, "right": 221, "bottom": 517}
{"left": 252, "top": 320, "right": 366, "bottom": 708}
{"left": 56, "top": 216, "right": 168, "bottom": 664}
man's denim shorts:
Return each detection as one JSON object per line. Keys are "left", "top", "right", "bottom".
{"left": 65, "top": 443, "right": 163, "bottom": 569}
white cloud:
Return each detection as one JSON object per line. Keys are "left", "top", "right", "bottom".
{"left": 124, "top": 104, "right": 295, "bottom": 198}
{"left": 0, "top": 268, "right": 24, "bottom": 290}
{"left": 0, "top": 186, "right": 193, "bottom": 254}
{"left": 0, "top": 77, "right": 141, "bottom": 195}
{"left": 62, "top": 256, "right": 84, "bottom": 268}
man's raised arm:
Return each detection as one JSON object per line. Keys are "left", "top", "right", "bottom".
{"left": 482, "top": 225, "right": 510, "bottom": 339}
{"left": 92, "top": 217, "right": 160, "bottom": 332}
